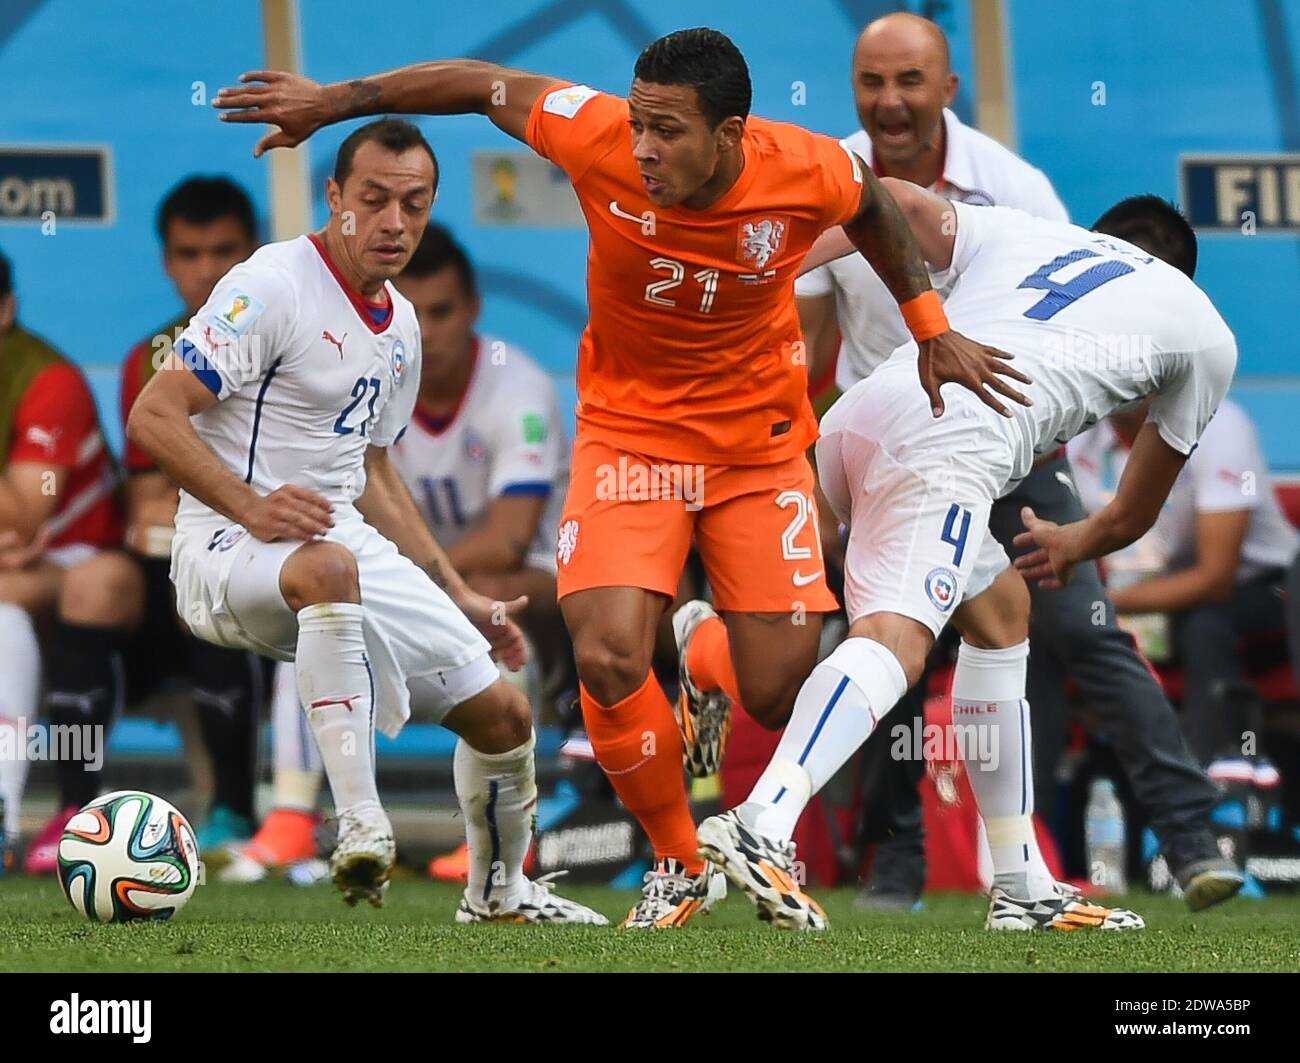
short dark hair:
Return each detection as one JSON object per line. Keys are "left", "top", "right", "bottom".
{"left": 1092, "top": 195, "right": 1198, "bottom": 279}
{"left": 0, "top": 246, "right": 10, "bottom": 300}
{"left": 156, "top": 176, "right": 257, "bottom": 245}
{"left": 333, "top": 117, "right": 438, "bottom": 189}
{"left": 401, "top": 222, "right": 477, "bottom": 298}
{"left": 633, "top": 27, "right": 752, "bottom": 127}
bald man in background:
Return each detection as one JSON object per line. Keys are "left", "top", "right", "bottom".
{"left": 799, "top": 12, "right": 1237, "bottom": 913}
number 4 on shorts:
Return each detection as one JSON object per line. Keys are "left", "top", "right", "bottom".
{"left": 940, "top": 503, "right": 971, "bottom": 565}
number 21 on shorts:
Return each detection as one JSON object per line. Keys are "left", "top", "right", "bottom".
{"left": 940, "top": 503, "right": 971, "bottom": 565}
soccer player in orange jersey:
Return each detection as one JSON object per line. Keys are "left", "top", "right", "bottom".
{"left": 215, "top": 27, "right": 1030, "bottom": 927}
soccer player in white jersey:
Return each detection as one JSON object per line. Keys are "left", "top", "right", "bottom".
{"left": 127, "top": 118, "right": 604, "bottom": 924}
{"left": 790, "top": 11, "right": 1235, "bottom": 915}
{"left": 698, "top": 188, "right": 1236, "bottom": 931}
{"left": 389, "top": 224, "right": 567, "bottom": 675}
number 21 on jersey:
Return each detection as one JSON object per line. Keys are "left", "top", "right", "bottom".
{"left": 644, "top": 257, "right": 720, "bottom": 313}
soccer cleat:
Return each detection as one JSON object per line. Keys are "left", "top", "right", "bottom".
{"left": 986, "top": 880, "right": 1145, "bottom": 931}
{"left": 697, "top": 810, "right": 828, "bottom": 931}
{"left": 218, "top": 807, "right": 319, "bottom": 883}
{"left": 455, "top": 874, "right": 610, "bottom": 925}
{"left": 620, "top": 857, "right": 728, "bottom": 929}
{"left": 330, "top": 803, "right": 395, "bottom": 908}
{"left": 428, "top": 842, "right": 471, "bottom": 883}
{"left": 672, "top": 599, "right": 733, "bottom": 777}
{"left": 21, "top": 806, "right": 78, "bottom": 875}
{"left": 194, "top": 805, "right": 254, "bottom": 852}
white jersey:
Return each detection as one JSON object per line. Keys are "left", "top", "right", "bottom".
{"left": 1069, "top": 399, "right": 1298, "bottom": 581}
{"left": 174, "top": 234, "right": 420, "bottom": 530}
{"left": 913, "top": 202, "right": 1237, "bottom": 492}
{"left": 389, "top": 336, "right": 567, "bottom": 573}
{"left": 796, "top": 112, "right": 1068, "bottom": 389}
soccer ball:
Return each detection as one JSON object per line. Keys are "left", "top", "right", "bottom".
{"left": 57, "top": 791, "right": 201, "bottom": 923}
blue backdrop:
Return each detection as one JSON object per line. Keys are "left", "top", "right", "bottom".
{"left": 2, "top": 0, "right": 1297, "bottom": 465}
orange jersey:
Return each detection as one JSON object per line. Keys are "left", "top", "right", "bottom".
{"left": 526, "top": 83, "right": 863, "bottom": 465}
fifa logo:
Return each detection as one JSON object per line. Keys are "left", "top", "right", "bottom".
{"left": 222, "top": 294, "right": 252, "bottom": 325}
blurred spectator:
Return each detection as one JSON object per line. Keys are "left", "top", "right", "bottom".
{"left": 390, "top": 223, "right": 568, "bottom": 682}
{"left": 1069, "top": 396, "right": 1300, "bottom": 770}
{"left": 0, "top": 245, "right": 123, "bottom": 870}
{"left": 23, "top": 179, "right": 265, "bottom": 873}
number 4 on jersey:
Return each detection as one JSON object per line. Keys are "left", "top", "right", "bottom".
{"left": 940, "top": 503, "right": 971, "bottom": 565}
{"left": 1017, "top": 249, "right": 1134, "bottom": 321}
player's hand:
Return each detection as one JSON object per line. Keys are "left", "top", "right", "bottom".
{"left": 453, "top": 587, "right": 530, "bottom": 671}
{"left": 214, "top": 71, "right": 330, "bottom": 157}
{"left": 243, "top": 485, "right": 335, "bottom": 543}
{"left": 0, "top": 526, "right": 49, "bottom": 571}
{"left": 1012, "top": 506, "right": 1076, "bottom": 589}
{"left": 918, "top": 329, "right": 1032, "bottom": 418}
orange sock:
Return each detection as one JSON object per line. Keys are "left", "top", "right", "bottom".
{"left": 580, "top": 674, "right": 702, "bottom": 873}
{"left": 685, "top": 615, "right": 743, "bottom": 708}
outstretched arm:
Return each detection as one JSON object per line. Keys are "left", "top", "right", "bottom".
{"left": 1013, "top": 422, "right": 1188, "bottom": 589}
{"left": 839, "top": 162, "right": 1030, "bottom": 417}
{"left": 214, "top": 62, "right": 559, "bottom": 155}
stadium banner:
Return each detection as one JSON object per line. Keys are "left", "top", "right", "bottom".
{"left": 472, "top": 151, "right": 584, "bottom": 227}
{"left": 1179, "top": 153, "right": 1300, "bottom": 234}
{"left": 0, "top": 145, "right": 114, "bottom": 225}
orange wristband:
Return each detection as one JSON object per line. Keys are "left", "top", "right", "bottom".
{"left": 899, "top": 290, "right": 949, "bottom": 342}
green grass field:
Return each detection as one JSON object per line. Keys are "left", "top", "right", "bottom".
{"left": 3, "top": 876, "right": 1300, "bottom": 972}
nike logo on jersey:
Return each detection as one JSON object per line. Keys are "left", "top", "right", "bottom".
{"left": 792, "top": 569, "right": 823, "bottom": 587}
{"left": 322, "top": 330, "right": 347, "bottom": 358}
{"left": 608, "top": 200, "right": 656, "bottom": 236}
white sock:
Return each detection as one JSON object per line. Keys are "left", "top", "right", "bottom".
{"left": 271, "top": 660, "right": 323, "bottom": 812}
{"left": 294, "top": 603, "right": 379, "bottom": 815}
{"left": 455, "top": 731, "right": 537, "bottom": 910}
{"left": 743, "top": 637, "right": 908, "bottom": 842}
{"left": 952, "top": 639, "right": 1055, "bottom": 899}
{"left": 0, "top": 603, "right": 39, "bottom": 843}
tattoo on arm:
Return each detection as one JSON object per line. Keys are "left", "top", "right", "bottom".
{"left": 843, "top": 171, "right": 933, "bottom": 304}
{"left": 423, "top": 558, "right": 451, "bottom": 589}
{"left": 344, "top": 79, "right": 383, "bottom": 116}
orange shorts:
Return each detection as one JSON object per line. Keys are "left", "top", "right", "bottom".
{"left": 554, "top": 433, "right": 838, "bottom": 614}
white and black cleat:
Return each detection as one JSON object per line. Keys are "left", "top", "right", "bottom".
{"left": 620, "top": 858, "right": 727, "bottom": 929}
{"left": 455, "top": 874, "right": 610, "bottom": 925}
{"left": 672, "top": 599, "right": 733, "bottom": 778}
{"left": 986, "top": 880, "right": 1145, "bottom": 931}
{"left": 330, "top": 803, "right": 395, "bottom": 908}
{"left": 697, "top": 810, "right": 828, "bottom": 931}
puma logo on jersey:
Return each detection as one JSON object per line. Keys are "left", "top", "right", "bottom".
{"left": 323, "top": 330, "right": 347, "bottom": 358}
{"left": 609, "top": 200, "right": 656, "bottom": 235}
{"left": 24, "top": 425, "right": 62, "bottom": 454}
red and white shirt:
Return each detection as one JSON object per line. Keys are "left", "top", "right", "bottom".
{"left": 9, "top": 362, "right": 121, "bottom": 549}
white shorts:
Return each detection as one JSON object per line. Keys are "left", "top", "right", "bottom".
{"left": 818, "top": 359, "right": 1015, "bottom": 636}
{"left": 171, "top": 508, "right": 495, "bottom": 734}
